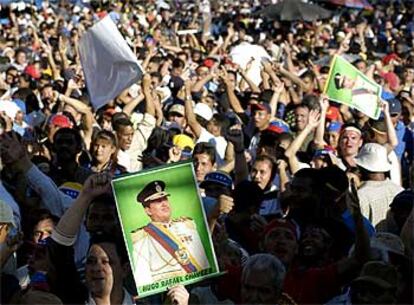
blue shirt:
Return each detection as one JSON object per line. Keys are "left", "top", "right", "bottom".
{"left": 342, "top": 209, "right": 375, "bottom": 238}
{"left": 394, "top": 120, "right": 413, "bottom": 162}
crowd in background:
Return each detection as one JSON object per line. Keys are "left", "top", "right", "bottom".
{"left": 0, "top": 0, "right": 413, "bottom": 304}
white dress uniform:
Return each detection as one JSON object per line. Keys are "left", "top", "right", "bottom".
{"left": 131, "top": 217, "right": 210, "bottom": 287}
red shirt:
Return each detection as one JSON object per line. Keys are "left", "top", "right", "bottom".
{"left": 283, "top": 263, "right": 342, "bottom": 304}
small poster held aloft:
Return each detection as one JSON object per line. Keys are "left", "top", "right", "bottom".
{"left": 111, "top": 161, "right": 220, "bottom": 298}
{"left": 324, "top": 55, "right": 382, "bottom": 120}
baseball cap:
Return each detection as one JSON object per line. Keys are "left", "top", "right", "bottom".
{"left": 267, "top": 119, "right": 290, "bottom": 134}
{"left": 24, "top": 64, "right": 41, "bottom": 79}
{"left": 327, "top": 121, "right": 342, "bottom": 133}
{"left": 352, "top": 261, "right": 398, "bottom": 289}
{"left": 49, "top": 114, "right": 72, "bottom": 128}
{"left": 202, "top": 58, "right": 216, "bottom": 69}
{"left": 200, "top": 171, "right": 233, "bottom": 189}
{"left": 371, "top": 232, "right": 405, "bottom": 257}
{"left": 263, "top": 219, "right": 300, "bottom": 241}
{"left": 325, "top": 106, "right": 341, "bottom": 121}
{"left": 0, "top": 100, "right": 20, "bottom": 119}
{"left": 13, "top": 99, "right": 26, "bottom": 114}
{"left": 194, "top": 103, "right": 213, "bottom": 121}
{"left": 251, "top": 101, "right": 271, "bottom": 113}
{"left": 168, "top": 103, "right": 185, "bottom": 116}
{"left": 313, "top": 148, "right": 333, "bottom": 159}
{"left": 172, "top": 134, "right": 194, "bottom": 150}
{"left": 388, "top": 98, "right": 402, "bottom": 114}
{"left": 0, "top": 199, "right": 16, "bottom": 228}
{"left": 168, "top": 76, "right": 184, "bottom": 96}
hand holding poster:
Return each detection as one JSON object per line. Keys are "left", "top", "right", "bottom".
{"left": 112, "top": 161, "right": 220, "bottom": 298}
{"left": 324, "top": 55, "right": 382, "bottom": 120}
{"left": 79, "top": 16, "right": 143, "bottom": 110}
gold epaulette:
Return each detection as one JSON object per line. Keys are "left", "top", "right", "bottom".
{"left": 173, "top": 216, "right": 194, "bottom": 222}
{"left": 131, "top": 227, "right": 146, "bottom": 243}
{"left": 173, "top": 216, "right": 196, "bottom": 229}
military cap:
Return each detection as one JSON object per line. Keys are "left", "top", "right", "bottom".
{"left": 137, "top": 180, "right": 170, "bottom": 205}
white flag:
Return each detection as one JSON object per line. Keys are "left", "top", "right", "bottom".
{"left": 79, "top": 16, "right": 143, "bottom": 110}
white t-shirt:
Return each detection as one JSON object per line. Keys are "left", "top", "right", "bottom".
{"left": 388, "top": 150, "right": 401, "bottom": 186}
{"left": 197, "top": 127, "right": 228, "bottom": 166}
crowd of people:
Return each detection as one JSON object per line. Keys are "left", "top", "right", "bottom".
{"left": 0, "top": 0, "right": 413, "bottom": 304}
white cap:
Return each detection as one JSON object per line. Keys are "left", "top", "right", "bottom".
{"left": 355, "top": 143, "right": 391, "bottom": 172}
{"left": 0, "top": 100, "right": 20, "bottom": 119}
{"left": 194, "top": 103, "right": 213, "bottom": 121}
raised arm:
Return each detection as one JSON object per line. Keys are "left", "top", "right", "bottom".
{"left": 381, "top": 100, "right": 399, "bottom": 153}
{"left": 142, "top": 74, "right": 156, "bottom": 117}
{"left": 314, "top": 96, "right": 329, "bottom": 149}
{"left": 220, "top": 67, "right": 244, "bottom": 114}
{"left": 285, "top": 110, "right": 320, "bottom": 174}
{"left": 269, "top": 82, "right": 284, "bottom": 119}
{"left": 55, "top": 89, "right": 94, "bottom": 149}
{"left": 58, "top": 35, "right": 70, "bottom": 71}
{"left": 0, "top": 133, "right": 72, "bottom": 217}
{"left": 123, "top": 92, "right": 145, "bottom": 116}
{"left": 226, "top": 126, "right": 249, "bottom": 185}
{"left": 191, "top": 72, "right": 214, "bottom": 94}
{"left": 237, "top": 64, "right": 261, "bottom": 94}
{"left": 184, "top": 81, "right": 202, "bottom": 138}
{"left": 40, "top": 39, "right": 60, "bottom": 81}
{"left": 279, "top": 65, "right": 309, "bottom": 92}
{"left": 54, "top": 173, "right": 111, "bottom": 238}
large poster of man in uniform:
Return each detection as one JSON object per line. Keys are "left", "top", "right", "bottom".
{"left": 111, "top": 161, "right": 220, "bottom": 297}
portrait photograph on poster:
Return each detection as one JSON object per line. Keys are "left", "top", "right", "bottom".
{"left": 324, "top": 55, "right": 382, "bottom": 120}
{"left": 111, "top": 161, "right": 220, "bottom": 298}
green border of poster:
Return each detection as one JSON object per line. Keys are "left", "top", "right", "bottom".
{"left": 111, "top": 161, "right": 220, "bottom": 297}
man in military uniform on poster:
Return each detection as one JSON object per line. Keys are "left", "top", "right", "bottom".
{"left": 131, "top": 180, "right": 210, "bottom": 287}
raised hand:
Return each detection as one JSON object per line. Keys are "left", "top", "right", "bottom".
{"left": 168, "top": 146, "right": 182, "bottom": 163}
{"left": 272, "top": 81, "right": 285, "bottom": 94}
{"left": 319, "top": 94, "right": 330, "bottom": 113}
{"left": 226, "top": 125, "right": 244, "bottom": 152}
{"left": 81, "top": 172, "right": 112, "bottom": 201}
{"left": 308, "top": 109, "right": 321, "bottom": 129}
{"left": 379, "top": 99, "right": 390, "bottom": 115}
{"left": 0, "top": 132, "right": 26, "bottom": 165}
{"left": 166, "top": 285, "right": 189, "bottom": 305}
{"left": 218, "top": 194, "right": 234, "bottom": 215}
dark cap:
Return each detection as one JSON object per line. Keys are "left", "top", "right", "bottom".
{"left": 136, "top": 180, "right": 170, "bottom": 205}
{"left": 352, "top": 261, "right": 399, "bottom": 289}
{"left": 200, "top": 171, "right": 233, "bottom": 189}
{"left": 251, "top": 101, "right": 271, "bottom": 113}
{"left": 390, "top": 190, "right": 414, "bottom": 209}
{"left": 388, "top": 98, "right": 401, "bottom": 114}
